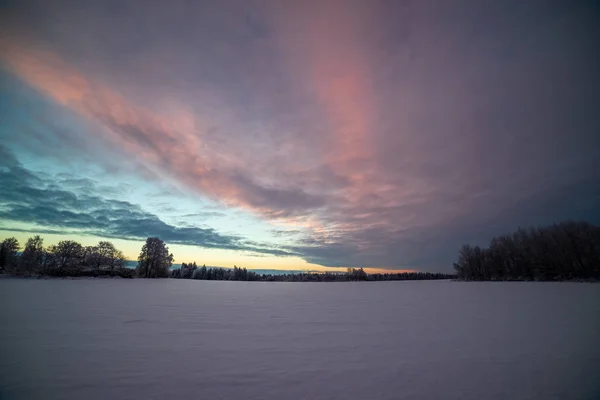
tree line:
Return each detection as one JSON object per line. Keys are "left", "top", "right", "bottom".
{"left": 171, "top": 264, "right": 453, "bottom": 282}
{"left": 0, "top": 235, "right": 133, "bottom": 278}
{"left": 0, "top": 236, "right": 176, "bottom": 278}
{"left": 453, "top": 221, "right": 600, "bottom": 281}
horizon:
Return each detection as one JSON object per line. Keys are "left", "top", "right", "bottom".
{"left": 1, "top": 0, "right": 599, "bottom": 273}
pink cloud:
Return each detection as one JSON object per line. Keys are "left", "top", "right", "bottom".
{"left": 0, "top": 38, "right": 330, "bottom": 217}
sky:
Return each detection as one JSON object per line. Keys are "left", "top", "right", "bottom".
{"left": 0, "top": 0, "right": 599, "bottom": 273}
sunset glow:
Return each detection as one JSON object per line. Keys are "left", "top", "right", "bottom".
{"left": 1, "top": 0, "right": 598, "bottom": 271}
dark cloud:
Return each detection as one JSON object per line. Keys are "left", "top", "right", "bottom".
{"left": 0, "top": 226, "right": 70, "bottom": 236}
{"left": 292, "top": 175, "right": 600, "bottom": 272}
{"left": 230, "top": 173, "right": 328, "bottom": 216}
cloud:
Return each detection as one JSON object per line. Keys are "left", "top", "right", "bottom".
{"left": 0, "top": 147, "right": 296, "bottom": 257}
{"left": 0, "top": 39, "right": 330, "bottom": 219}
{"left": 271, "top": 229, "right": 303, "bottom": 237}
{"left": 179, "top": 212, "right": 227, "bottom": 219}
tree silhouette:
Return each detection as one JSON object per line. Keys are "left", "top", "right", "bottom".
{"left": 0, "top": 237, "right": 19, "bottom": 273}
{"left": 48, "top": 240, "right": 85, "bottom": 269}
{"left": 136, "top": 237, "right": 173, "bottom": 278}
{"left": 454, "top": 221, "right": 600, "bottom": 281}
{"left": 86, "top": 241, "right": 126, "bottom": 270}
{"left": 20, "top": 235, "right": 44, "bottom": 275}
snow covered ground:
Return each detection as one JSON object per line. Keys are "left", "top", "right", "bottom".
{"left": 1, "top": 279, "right": 599, "bottom": 400}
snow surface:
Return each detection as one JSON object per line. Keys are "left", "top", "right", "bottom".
{"left": 1, "top": 279, "right": 599, "bottom": 400}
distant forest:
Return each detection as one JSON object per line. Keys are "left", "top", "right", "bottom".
{"left": 171, "top": 263, "right": 453, "bottom": 282}
{"left": 0, "top": 236, "right": 452, "bottom": 281}
{"left": 454, "top": 221, "right": 600, "bottom": 281}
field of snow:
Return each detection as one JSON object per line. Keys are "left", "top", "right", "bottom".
{"left": 1, "top": 279, "right": 599, "bottom": 400}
